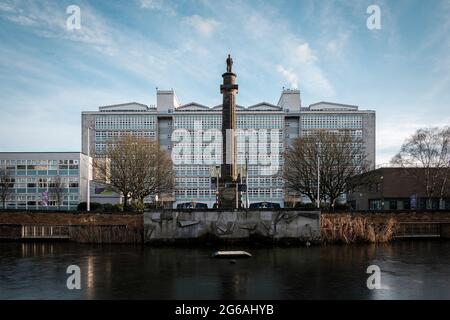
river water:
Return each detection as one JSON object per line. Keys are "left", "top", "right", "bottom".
{"left": 1, "top": 241, "right": 449, "bottom": 299}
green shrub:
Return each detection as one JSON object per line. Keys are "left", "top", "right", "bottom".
{"left": 101, "top": 203, "right": 122, "bottom": 213}
{"left": 77, "top": 202, "right": 103, "bottom": 212}
{"left": 294, "top": 202, "right": 317, "bottom": 209}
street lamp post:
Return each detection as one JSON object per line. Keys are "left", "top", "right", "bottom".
{"left": 216, "top": 165, "right": 220, "bottom": 207}
{"left": 87, "top": 126, "right": 92, "bottom": 212}
{"left": 245, "top": 154, "right": 249, "bottom": 209}
{"left": 317, "top": 142, "right": 320, "bottom": 209}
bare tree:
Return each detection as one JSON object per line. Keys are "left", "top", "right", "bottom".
{"left": 284, "top": 134, "right": 319, "bottom": 205}
{"left": 391, "top": 127, "right": 450, "bottom": 209}
{"left": 49, "top": 175, "right": 65, "bottom": 210}
{"left": 284, "top": 130, "right": 370, "bottom": 209}
{"left": 130, "top": 145, "right": 174, "bottom": 209}
{"left": 94, "top": 135, "right": 174, "bottom": 211}
{"left": 0, "top": 168, "right": 14, "bottom": 209}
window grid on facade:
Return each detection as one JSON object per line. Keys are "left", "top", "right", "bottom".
{"left": 0, "top": 157, "right": 83, "bottom": 210}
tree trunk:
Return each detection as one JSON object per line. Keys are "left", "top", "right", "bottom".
{"left": 439, "top": 198, "right": 445, "bottom": 210}
{"left": 122, "top": 194, "right": 128, "bottom": 212}
{"left": 426, "top": 198, "right": 431, "bottom": 210}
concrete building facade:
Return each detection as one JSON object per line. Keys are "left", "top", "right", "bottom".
{"left": 82, "top": 89, "right": 375, "bottom": 208}
{"left": 0, "top": 152, "right": 91, "bottom": 210}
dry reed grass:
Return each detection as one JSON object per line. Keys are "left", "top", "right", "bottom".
{"left": 321, "top": 214, "right": 397, "bottom": 244}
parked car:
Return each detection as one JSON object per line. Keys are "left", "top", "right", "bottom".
{"left": 176, "top": 202, "right": 208, "bottom": 209}
{"left": 249, "top": 202, "right": 281, "bottom": 209}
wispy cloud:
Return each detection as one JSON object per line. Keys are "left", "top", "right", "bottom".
{"left": 326, "top": 31, "right": 350, "bottom": 56}
{"left": 181, "top": 15, "right": 219, "bottom": 37}
{"left": 276, "top": 65, "right": 299, "bottom": 89}
{"left": 202, "top": 0, "right": 336, "bottom": 98}
{"left": 281, "top": 38, "right": 335, "bottom": 97}
{"left": 377, "top": 113, "right": 450, "bottom": 164}
{"left": 0, "top": 0, "right": 449, "bottom": 165}
{"left": 294, "top": 42, "right": 317, "bottom": 64}
{"left": 138, "top": 0, "right": 176, "bottom": 15}
{"left": 139, "top": 0, "right": 162, "bottom": 9}
{"left": 0, "top": 1, "right": 14, "bottom": 12}
{"left": 0, "top": 0, "right": 115, "bottom": 54}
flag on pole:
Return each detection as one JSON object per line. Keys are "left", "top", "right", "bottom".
{"left": 42, "top": 191, "right": 49, "bottom": 207}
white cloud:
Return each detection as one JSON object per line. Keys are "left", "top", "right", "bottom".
{"left": 138, "top": 0, "right": 176, "bottom": 15}
{"left": 220, "top": 1, "right": 335, "bottom": 98}
{"left": 1, "top": 0, "right": 448, "bottom": 162}
{"left": 326, "top": 32, "right": 350, "bottom": 55}
{"left": 376, "top": 115, "right": 450, "bottom": 165}
{"left": 0, "top": 1, "right": 15, "bottom": 12}
{"left": 0, "top": 1, "right": 115, "bottom": 54}
{"left": 139, "top": 0, "right": 162, "bottom": 9}
{"left": 280, "top": 38, "right": 335, "bottom": 97}
{"left": 182, "top": 15, "right": 219, "bottom": 37}
{"left": 276, "top": 65, "right": 298, "bottom": 89}
{"left": 0, "top": 87, "right": 137, "bottom": 152}
{"left": 6, "top": 14, "right": 37, "bottom": 26}
{"left": 294, "top": 43, "right": 317, "bottom": 64}
{"left": 241, "top": 11, "right": 273, "bottom": 40}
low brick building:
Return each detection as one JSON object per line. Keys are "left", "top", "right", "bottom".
{"left": 347, "top": 167, "right": 450, "bottom": 210}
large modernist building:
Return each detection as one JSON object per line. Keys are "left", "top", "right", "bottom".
{"left": 0, "top": 152, "right": 91, "bottom": 210}
{"left": 82, "top": 89, "right": 375, "bottom": 208}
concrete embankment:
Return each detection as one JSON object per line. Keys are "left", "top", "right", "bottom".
{"left": 1, "top": 210, "right": 449, "bottom": 244}
{"left": 143, "top": 210, "right": 321, "bottom": 244}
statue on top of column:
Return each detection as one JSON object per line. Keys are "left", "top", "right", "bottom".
{"left": 226, "top": 54, "right": 233, "bottom": 73}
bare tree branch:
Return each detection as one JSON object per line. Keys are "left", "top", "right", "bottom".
{"left": 284, "top": 130, "right": 370, "bottom": 209}
{"left": 391, "top": 126, "right": 450, "bottom": 209}
{"left": 49, "top": 175, "right": 65, "bottom": 210}
{"left": 0, "top": 167, "right": 14, "bottom": 209}
{"left": 93, "top": 135, "right": 174, "bottom": 211}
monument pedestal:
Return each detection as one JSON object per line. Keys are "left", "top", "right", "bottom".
{"left": 218, "top": 178, "right": 237, "bottom": 209}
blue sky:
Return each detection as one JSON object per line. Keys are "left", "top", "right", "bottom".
{"left": 0, "top": 0, "right": 449, "bottom": 164}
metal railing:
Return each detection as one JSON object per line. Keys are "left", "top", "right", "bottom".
{"left": 21, "top": 225, "right": 70, "bottom": 239}
{"left": 394, "top": 222, "right": 441, "bottom": 238}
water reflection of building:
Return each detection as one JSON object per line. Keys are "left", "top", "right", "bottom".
{"left": 21, "top": 243, "right": 55, "bottom": 257}
{"left": 220, "top": 270, "right": 250, "bottom": 299}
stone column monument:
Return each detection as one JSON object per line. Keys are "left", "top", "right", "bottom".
{"left": 218, "top": 54, "right": 239, "bottom": 209}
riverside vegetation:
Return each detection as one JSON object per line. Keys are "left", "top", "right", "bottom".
{"left": 321, "top": 214, "right": 397, "bottom": 244}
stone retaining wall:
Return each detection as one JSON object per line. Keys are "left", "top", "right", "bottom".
{"left": 143, "top": 210, "right": 321, "bottom": 243}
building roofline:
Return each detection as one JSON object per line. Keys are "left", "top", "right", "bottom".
{"left": 177, "top": 102, "right": 210, "bottom": 110}
{"left": 0, "top": 151, "right": 83, "bottom": 154}
{"left": 99, "top": 102, "right": 149, "bottom": 109}
{"left": 309, "top": 101, "right": 359, "bottom": 109}
{"left": 247, "top": 102, "right": 281, "bottom": 109}
{"left": 302, "top": 110, "right": 375, "bottom": 114}
{"left": 0, "top": 151, "right": 89, "bottom": 158}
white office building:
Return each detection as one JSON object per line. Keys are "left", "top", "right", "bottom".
{"left": 0, "top": 152, "right": 91, "bottom": 210}
{"left": 82, "top": 89, "right": 375, "bottom": 208}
